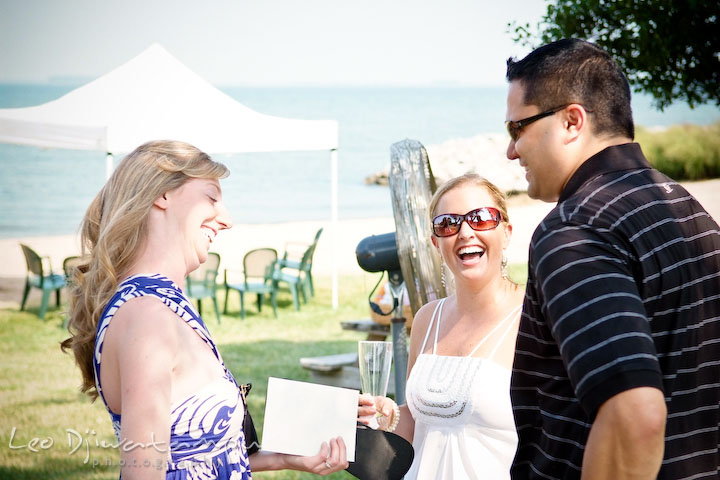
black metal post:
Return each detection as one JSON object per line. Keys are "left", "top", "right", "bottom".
{"left": 391, "top": 315, "right": 408, "bottom": 404}
{"left": 386, "top": 273, "right": 408, "bottom": 404}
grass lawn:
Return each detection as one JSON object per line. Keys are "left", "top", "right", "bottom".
{"left": 0, "top": 265, "right": 526, "bottom": 479}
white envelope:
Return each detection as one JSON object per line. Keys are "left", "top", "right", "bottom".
{"left": 261, "top": 377, "right": 358, "bottom": 461}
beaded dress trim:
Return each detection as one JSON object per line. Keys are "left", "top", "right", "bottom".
{"left": 408, "top": 299, "right": 522, "bottom": 420}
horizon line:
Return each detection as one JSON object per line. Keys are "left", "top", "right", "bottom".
{"left": 0, "top": 79, "right": 509, "bottom": 89}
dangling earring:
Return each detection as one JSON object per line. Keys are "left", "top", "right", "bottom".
{"left": 501, "top": 251, "right": 509, "bottom": 280}
{"left": 441, "top": 267, "right": 447, "bottom": 289}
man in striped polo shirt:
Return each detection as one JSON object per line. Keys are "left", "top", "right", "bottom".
{"left": 505, "top": 39, "right": 720, "bottom": 479}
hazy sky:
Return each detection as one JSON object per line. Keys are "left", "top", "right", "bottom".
{"left": 1, "top": 0, "right": 547, "bottom": 86}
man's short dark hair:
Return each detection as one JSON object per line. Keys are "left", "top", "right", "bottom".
{"left": 506, "top": 38, "right": 634, "bottom": 140}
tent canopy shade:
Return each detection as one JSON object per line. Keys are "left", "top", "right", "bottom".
{"left": 0, "top": 43, "right": 338, "bottom": 154}
{"left": 0, "top": 44, "right": 340, "bottom": 307}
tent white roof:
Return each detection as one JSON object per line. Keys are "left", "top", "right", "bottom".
{"left": 0, "top": 43, "right": 338, "bottom": 153}
{"left": 0, "top": 44, "right": 341, "bottom": 306}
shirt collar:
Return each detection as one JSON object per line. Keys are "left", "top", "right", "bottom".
{"left": 559, "top": 143, "right": 651, "bottom": 203}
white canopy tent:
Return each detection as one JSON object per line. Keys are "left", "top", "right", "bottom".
{"left": 0, "top": 43, "right": 341, "bottom": 307}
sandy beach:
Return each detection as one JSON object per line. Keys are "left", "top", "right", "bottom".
{"left": 2, "top": 179, "right": 718, "bottom": 309}
{"left": 0, "top": 195, "right": 549, "bottom": 282}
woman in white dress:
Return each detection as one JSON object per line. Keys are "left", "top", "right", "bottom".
{"left": 359, "top": 173, "right": 524, "bottom": 479}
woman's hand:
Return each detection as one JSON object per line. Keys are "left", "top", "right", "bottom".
{"left": 283, "top": 436, "right": 348, "bottom": 475}
{"left": 358, "top": 393, "right": 395, "bottom": 427}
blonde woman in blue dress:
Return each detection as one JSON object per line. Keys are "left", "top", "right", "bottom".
{"left": 360, "top": 173, "right": 523, "bottom": 479}
{"left": 62, "top": 140, "right": 347, "bottom": 479}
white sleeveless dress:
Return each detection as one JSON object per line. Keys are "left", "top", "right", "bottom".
{"left": 405, "top": 298, "right": 520, "bottom": 480}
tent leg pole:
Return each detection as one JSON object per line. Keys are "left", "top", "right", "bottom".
{"left": 331, "top": 149, "right": 339, "bottom": 309}
{"left": 105, "top": 153, "right": 114, "bottom": 180}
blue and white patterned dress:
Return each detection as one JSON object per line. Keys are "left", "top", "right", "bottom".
{"left": 94, "top": 274, "right": 252, "bottom": 479}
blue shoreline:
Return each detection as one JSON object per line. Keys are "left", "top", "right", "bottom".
{"left": 1, "top": 85, "right": 718, "bottom": 238}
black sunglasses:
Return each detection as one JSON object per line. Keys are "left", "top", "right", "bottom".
{"left": 432, "top": 207, "right": 503, "bottom": 237}
{"left": 505, "top": 104, "right": 568, "bottom": 141}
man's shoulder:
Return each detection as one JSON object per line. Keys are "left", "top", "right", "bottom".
{"left": 549, "top": 167, "right": 676, "bottom": 226}
{"left": 529, "top": 168, "right": 657, "bottom": 248}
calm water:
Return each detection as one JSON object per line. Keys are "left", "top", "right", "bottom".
{"left": 1, "top": 84, "right": 718, "bottom": 237}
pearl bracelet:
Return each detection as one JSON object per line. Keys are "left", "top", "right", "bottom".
{"left": 385, "top": 400, "right": 400, "bottom": 433}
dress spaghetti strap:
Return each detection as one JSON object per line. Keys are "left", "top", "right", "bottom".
{"left": 467, "top": 304, "right": 523, "bottom": 359}
{"left": 419, "top": 298, "right": 447, "bottom": 354}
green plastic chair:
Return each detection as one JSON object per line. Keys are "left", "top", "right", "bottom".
{"left": 61, "top": 256, "right": 84, "bottom": 329}
{"left": 62, "top": 255, "right": 85, "bottom": 282}
{"left": 20, "top": 244, "right": 66, "bottom": 320}
{"left": 224, "top": 248, "right": 279, "bottom": 319}
{"left": 279, "top": 227, "right": 323, "bottom": 298}
{"left": 274, "top": 243, "right": 315, "bottom": 311}
{"left": 185, "top": 252, "right": 222, "bottom": 324}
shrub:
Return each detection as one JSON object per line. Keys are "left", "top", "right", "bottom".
{"left": 635, "top": 122, "right": 720, "bottom": 181}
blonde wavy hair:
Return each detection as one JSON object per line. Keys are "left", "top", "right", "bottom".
{"left": 429, "top": 173, "right": 510, "bottom": 224}
{"left": 61, "top": 140, "right": 229, "bottom": 400}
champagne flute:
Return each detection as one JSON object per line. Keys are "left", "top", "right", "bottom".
{"left": 358, "top": 341, "right": 393, "bottom": 428}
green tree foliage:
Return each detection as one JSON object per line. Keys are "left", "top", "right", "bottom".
{"left": 510, "top": 0, "right": 720, "bottom": 110}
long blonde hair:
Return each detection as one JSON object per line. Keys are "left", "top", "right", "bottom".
{"left": 61, "top": 140, "right": 229, "bottom": 400}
